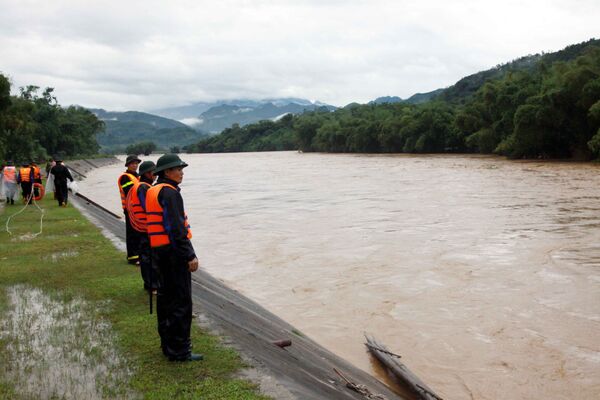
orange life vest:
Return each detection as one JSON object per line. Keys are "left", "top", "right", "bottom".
{"left": 118, "top": 172, "right": 139, "bottom": 210}
{"left": 126, "top": 181, "right": 151, "bottom": 232}
{"left": 2, "top": 166, "right": 16, "bottom": 183}
{"left": 145, "top": 183, "right": 192, "bottom": 248}
{"left": 19, "top": 167, "right": 32, "bottom": 182}
{"left": 32, "top": 165, "right": 41, "bottom": 180}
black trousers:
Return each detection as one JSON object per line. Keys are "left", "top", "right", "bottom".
{"left": 21, "top": 182, "right": 32, "bottom": 203}
{"left": 124, "top": 212, "right": 141, "bottom": 264}
{"left": 138, "top": 234, "right": 158, "bottom": 290}
{"left": 55, "top": 180, "right": 68, "bottom": 205}
{"left": 154, "top": 247, "right": 192, "bottom": 360}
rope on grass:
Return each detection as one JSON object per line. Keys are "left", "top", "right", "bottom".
{"left": 5, "top": 191, "right": 45, "bottom": 238}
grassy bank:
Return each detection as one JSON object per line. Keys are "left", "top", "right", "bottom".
{"left": 0, "top": 197, "right": 268, "bottom": 399}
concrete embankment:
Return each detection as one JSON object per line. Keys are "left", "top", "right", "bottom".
{"left": 65, "top": 157, "right": 120, "bottom": 180}
{"left": 72, "top": 157, "right": 406, "bottom": 400}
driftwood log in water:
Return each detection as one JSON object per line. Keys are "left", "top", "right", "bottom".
{"left": 365, "top": 334, "right": 443, "bottom": 400}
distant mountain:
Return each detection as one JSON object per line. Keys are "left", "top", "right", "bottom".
{"left": 152, "top": 98, "right": 336, "bottom": 134}
{"left": 436, "top": 38, "right": 600, "bottom": 103}
{"left": 404, "top": 89, "right": 445, "bottom": 104}
{"left": 370, "top": 96, "right": 403, "bottom": 104}
{"left": 89, "top": 109, "right": 209, "bottom": 152}
{"left": 152, "top": 98, "right": 335, "bottom": 127}
{"left": 369, "top": 89, "right": 443, "bottom": 106}
{"left": 194, "top": 101, "right": 334, "bottom": 133}
{"left": 367, "top": 39, "right": 600, "bottom": 107}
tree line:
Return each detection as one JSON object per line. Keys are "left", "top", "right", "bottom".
{"left": 187, "top": 44, "right": 600, "bottom": 160}
{"left": 0, "top": 73, "right": 104, "bottom": 162}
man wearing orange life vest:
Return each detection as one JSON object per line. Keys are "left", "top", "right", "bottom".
{"left": 146, "top": 154, "right": 201, "bottom": 362}
{"left": 30, "top": 161, "right": 42, "bottom": 199}
{"left": 2, "top": 161, "right": 18, "bottom": 205}
{"left": 118, "top": 155, "right": 141, "bottom": 265}
{"left": 18, "top": 162, "right": 34, "bottom": 204}
{"left": 126, "top": 160, "right": 158, "bottom": 292}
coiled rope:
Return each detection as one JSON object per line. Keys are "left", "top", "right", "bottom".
{"left": 5, "top": 191, "right": 45, "bottom": 238}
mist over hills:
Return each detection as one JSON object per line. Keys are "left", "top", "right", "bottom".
{"left": 152, "top": 98, "right": 336, "bottom": 133}
{"left": 90, "top": 98, "right": 336, "bottom": 151}
{"left": 152, "top": 97, "right": 321, "bottom": 120}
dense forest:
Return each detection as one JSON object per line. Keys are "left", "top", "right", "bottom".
{"left": 187, "top": 39, "right": 600, "bottom": 160}
{"left": 0, "top": 74, "right": 104, "bottom": 162}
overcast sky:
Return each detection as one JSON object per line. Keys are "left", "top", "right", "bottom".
{"left": 1, "top": 0, "right": 598, "bottom": 111}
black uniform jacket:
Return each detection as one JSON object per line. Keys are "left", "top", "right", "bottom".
{"left": 155, "top": 177, "right": 196, "bottom": 262}
{"left": 50, "top": 164, "right": 74, "bottom": 184}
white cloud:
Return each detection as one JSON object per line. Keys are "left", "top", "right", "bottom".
{"left": 0, "top": 0, "right": 598, "bottom": 110}
{"left": 179, "top": 117, "right": 204, "bottom": 126}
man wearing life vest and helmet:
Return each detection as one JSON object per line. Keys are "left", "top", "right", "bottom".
{"left": 146, "top": 154, "right": 201, "bottom": 362}
{"left": 2, "top": 160, "right": 17, "bottom": 205}
{"left": 18, "top": 162, "right": 33, "bottom": 204}
{"left": 126, "top": 160, "right": 158, "bottom": 293}
{"left": 118, "top": 155, "right": 141, "bottom": 265}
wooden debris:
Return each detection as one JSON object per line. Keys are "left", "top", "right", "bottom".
{"left": 333, "top": 368, "right": 388, "bottom": 400}
{"left": 364, "top": 334, "right": 443, "bottom": 400}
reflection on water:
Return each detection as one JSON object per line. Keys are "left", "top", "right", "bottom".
{"left": 79, "top": 152, "right": 600, "bottom": 400}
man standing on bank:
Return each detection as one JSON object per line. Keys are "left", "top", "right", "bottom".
{"left": 126, "top": 160, "right": 158, "bottom": 292}
{"left": 50, "top": 158, "right": 74, "bottom": 207}
{"left": 146, "top": 154, "right": 202, "bottom": 362}
{"left": 118, "top": 155, "right": 141, "bottom": 265}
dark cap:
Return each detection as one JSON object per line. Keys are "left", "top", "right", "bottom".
{"left": 125, "top": 154, "right": 142, "bottom": 166}
{"left": 138, "top": 160, "right": 156, "bottom": 175}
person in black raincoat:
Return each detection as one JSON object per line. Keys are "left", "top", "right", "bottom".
{"left": 50, "top": 159, "right": 74, "bottom": 207}
{"left": 145, "top": 154, "right": 201, "bottom": 362}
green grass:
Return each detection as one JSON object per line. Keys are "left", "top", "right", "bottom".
{"left": 0, "top": 197, "right": 269, "bottom": 399}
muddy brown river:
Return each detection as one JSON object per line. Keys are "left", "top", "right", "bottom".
{"left": 78, "top": 152, "right": 600, "bottom": 399}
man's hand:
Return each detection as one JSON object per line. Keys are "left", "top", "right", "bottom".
{"left": 188, "top": 257, "right": 199, "bottom": 272}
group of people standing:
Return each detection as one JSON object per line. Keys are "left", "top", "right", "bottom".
{"left": 118, "top": 153, "right": 202, "bottom": 362}
{"left": 0, "top": 158, "right": 73, "bottom": 207}
{"left": 1, "top": 160, "right": 42, "bottom": 205}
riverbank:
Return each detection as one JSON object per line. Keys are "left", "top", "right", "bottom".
{"left": 0, "top": 196, "right": 268, "bottom": 399}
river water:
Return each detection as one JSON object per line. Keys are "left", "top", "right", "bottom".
{"left": 78, "top": 152, "right": 600, "bottom": 399}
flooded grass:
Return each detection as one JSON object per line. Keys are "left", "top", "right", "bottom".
{"left": 1, "top": 285, "right": 134, "bottom": 399}
{"left": 0, "top": 198, "right": 268, "bottom": 400}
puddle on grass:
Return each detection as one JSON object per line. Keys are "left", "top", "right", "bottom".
{"left": 11, "top": 233, "right": 37, "bottom": 242}
{"left": 0, "top": 285, "right": 137, "bottom": 399}
{"left": 43, "top": 250, "right": 80, "bottom": 263}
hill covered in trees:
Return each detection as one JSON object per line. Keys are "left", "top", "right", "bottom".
{"left": 90, "top": 109, "right": 208, "bottom": 153}
{"left": 0, "top": 75, "right": 104, "bottom": 162}
{"left": 187, "top": 39, "right": 600, "bottom": 160}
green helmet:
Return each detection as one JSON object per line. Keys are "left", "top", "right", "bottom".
{"left": 138, "top": 161, "right": 156, "bottom": 175}
{"left": 125, "top": 154, "right": 141, "bottom": 166}
{"left": 154, "top": 154, "right": 188, "bottom": 174}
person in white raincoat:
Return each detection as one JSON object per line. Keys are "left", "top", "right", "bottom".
{"left": 2, "top": 161, "right": 18, "bottom": 205}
